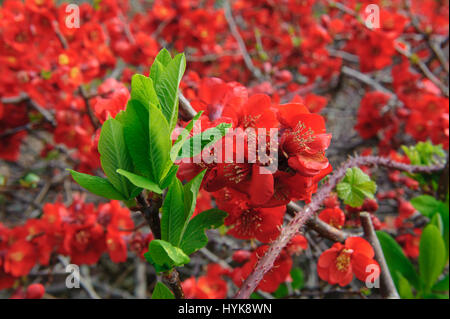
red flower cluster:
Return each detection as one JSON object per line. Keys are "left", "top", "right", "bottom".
{"left": 178, "top": 76, "right": 332, "bottom": 245}
{"left": 232, "top": 235, "right": 307, "bottom": 293}
{"left": 183, "top": 264, "right": 230, "bottom": 299}
{"left": 0, "top": 196, "right": 150, "bottom": 290}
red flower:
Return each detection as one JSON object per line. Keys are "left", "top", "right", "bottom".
{"left": 106, "top": 231, "right": 128, "bottom": 263}
{"left": 319, "top": 207, "right": 346, "bottom": 229}
{"left": 225, "top": 203, "right": 285, "bottom": 243}
{"left": 317, "top": 237, "right": 380, "bottom": 287}
{"left": 286, "top": 234, "right": 308, "bottom": 255}
{"left": 93, "top": 78, "right": 129, "bottom": 123}
{"left": 397, "top": 229, "right": 421, "bottom": 259}
{"left": 63, "top": 222, "right": 106, "bottom": 265}
{"left": 278, "top": 103, "right": 331, "bottom": 177}
{"left": 182, "top": 264, "right": 229, "bottom": 299}
{"left": 355, "top": 91, "right": 393, "bottom": 139}
{"left": 233, "top": 245, "right": 292, "bottom": 293}
{"left": 4, "top": 240, "right": 37, "bottom": 277}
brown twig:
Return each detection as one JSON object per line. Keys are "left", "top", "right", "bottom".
{"left": 162, "top": 269, "right": 185, "bottom": 299}
{"left": 136, "top": 193, "right": 162, "bottom": 240}
{"left": 404, "top": 0, "right": 449, "bottom": 74}
{"left": 360, "top": 212, "right": 400, "bottom": 299}
{"left": 287, "top": 202, "right": 351, "bottom": 242}
{"left": 178, "top": 91, "right": 198, "bottom": 121}
{"left": 223, "top": 0, "right": 265, "bottom": 81}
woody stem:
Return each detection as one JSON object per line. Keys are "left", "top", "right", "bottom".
{"left": 360, "top": 212, "right": 400, "bottom": 299}
{"left": 136, "top": 193, "right": 185, "bottom": 299}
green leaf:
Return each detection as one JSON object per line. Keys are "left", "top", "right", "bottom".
{"left": 144, "top": 239, "right": 190, "bottom": 273}
{"left": 68, "top": 170, "right": 125, "bottom": 200}
{"left": 183, "top": 170, "right": 207, "bottom": 222}
{"left": 150, "top": 49, "right": 172, "bottom": 83}
{"left": 149, "top": 49, "right": 172, "bottom": 88}
{"left": 336, "top": 167, "right": 377, "bottom": 207}
{"left": 179, "top": 209, "right": 227, "bottom": 255}
{"left": 423, "top": 293, "right": 449, "bottom": 299}
{"left": 430, "top": 213, "right": 444, "bottom": 236}
{"left": 291, "top": 268, "right": 304, "bottom": 290}
{"left": 439, "top": 206, "right": 449, "bottom": 261}
{"left": 432, "top": 274, "right": 449, "bottom": 293}
{"left": 161, "top": 178, "right": 185, "bottom": 245}
{"left": 151, "top": 282, "right": 175, "bottom": 299}
{"left": 121, "top": 100, "right": 152, "bottom": 178}
{"left": 154, "top": 53, "right": 186, "bottom": 131}
{"left": 98, "top": 118, "right": 137, "bottom": 199}
{"left": 148, "top": 103, "right": 172, "bottom": 184}
{"left": 411, "top": 195, "right": 449, "bottom": 260}
{"left": 160, "top": 164, "right": 179, "bottom": 190}
{"left": 170, "top": 111, "right": 203, "bottom": 162}
{"left": 116, "top": 169, "right": 162, "bottom": 194}
{"left": 411, "top": 195, "right": 447, "bottom": 217}
{"left": 396, "top": 272, "right": 415, "bottom": 299}
{"left": 131, "top": 74, "right": 159, "bottom": 108}
{"left": 401, "top": 141, "right": 445, "bottom": 166}
{"left": 273, "top": 283, "right": 288, "bottom": 298}
{"left": 376, "top": 231, "right": 420, "bottom": 289}
{"left": 419, "top": 224, "right": 446, "bottom": 292}
{"left": 178, "top": 123, "right": 232, "bottom": 159}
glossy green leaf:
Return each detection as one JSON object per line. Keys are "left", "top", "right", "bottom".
{"left": 419, "top": 224, "right": 446, "bottom": 292}
{"left": 131, "top": 74, "right": 159, "bottom": 108}
{"left": 170, "top": 111, "right": 203, "bottom": 162}
{"left": 160, "top": 164, "right": 179, "bottom": 190}
{"left": 144, "top": 239, "right": 190, "bottom": 273}
{"left": 411, "top": 195, "right": 447, "bottom": 217}
{"left": 430, "top": 213, "right": 444, "bottom": 236}
{"left": 151, "top": 282, "right": 175, "bottom": 299}
{"left": 376, "top": 231, "right": 420, "bottom": 289}
{"left": 98, "top": 118, "right": 137, "bottom": 199}
{"left": 121, "top": 100, "right": 152, "bottom": 178}
{"left": 154, "top": 53, "right": 186, "bottom": 131}
{"left": 116, "top": 169, "right": 162, "bottom": 194}
{"left": 160, "top": 178, "right": 185, "bottom": 245}
{"left": 396, "top": 271, "right": 414, "bottom": 299}
{"left": 68, "top": 170, "right": 125, "bottom": 200}
{"left": 183, "top": 170, "right": 207, "bottom": 222}
{"left": 179, "top": 209, "right": 227, "bottom": 255}
{"left": 178, "top": 122, "right": 232, "bottom": 159}
{"left": 148, "top": 103, "right": 171, "bottom": 183}
{"left": 432, "top": 274, "right": 449, "bottom": 293}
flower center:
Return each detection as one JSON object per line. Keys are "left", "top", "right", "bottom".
{"left": 335, "top": 249, "right": 352, "bottom": 272}
{"left": 11, "top": 251, "right": 24, "bottom": 262}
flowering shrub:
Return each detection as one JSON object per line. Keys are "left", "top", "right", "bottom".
{"left": 0, "top": 0, "right": 448, "bottom": 300}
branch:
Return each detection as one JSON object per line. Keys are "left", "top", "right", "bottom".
{"left": 58, "top": 256, "right": 101, "bottom": 299}
{"left": 136, "top": 193, "right": 162, "bottom": 240}
{"left": 234, "top": 155, "right": 445, "bottom": 299}
{"left": 404, "top": 0, "right": 449, "bottom": 74}
{"left": 223, "top": 0, "right": 265, "bottom": 81}
{"left": 287, "top": 202, "right": 352, "bottom": 242}
{"left": 328, "top": 0, "right": 449, "bottom": 97}
{"left": 360, "top": 212, "right": 400, "bottom": 299}
{"left": 178, "top": 91, "right": 197, "bottom": 121}
{"left": 162, "top": 269, "right": 185, "bottom": 299}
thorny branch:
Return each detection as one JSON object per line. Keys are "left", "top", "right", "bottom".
{"left": 234, "top": 156, "right": 445, "bottom": 299}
